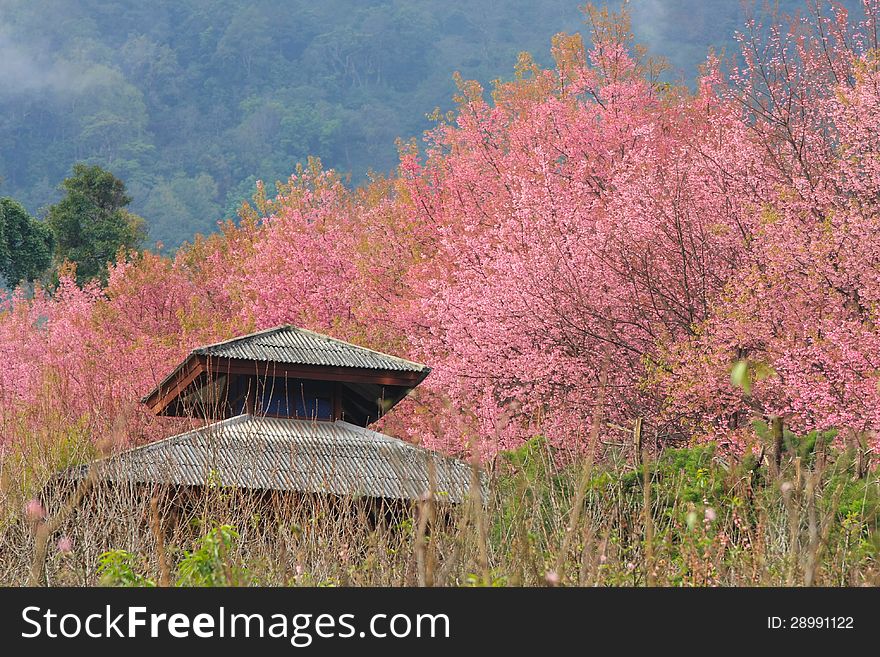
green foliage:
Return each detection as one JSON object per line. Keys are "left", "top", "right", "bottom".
{"left": 752, "top": 419, "right": 837, "bottom": 465}
{"left": 730, "top": 359, "right": 776, "bottom": 397}
{"left": 501, "top": 435, "right": 553, "bottom": 481}
{"left": 0, "top": 0, "right": 592, "bottom": 249}
{"left": 176, "top": 525, "right": 246, "bottom": 587}
{"left": 493, "top": 436, "right": 568, "bottom": 543}
{"left": 0, "top": 197, "right": 53, "bottom": 287}
{"left": 46, "top": 164, "right": 145, "bottom": 284}
{"left": 489, "top": 434, "right": 880, "bottom": 585}
{"left": 463, "top": 571, "right": 508, "bottom": 587}
{"left": 97, "top": 549, "right": 156, "bottom": 587}
{"left": 821, "top": 452, "right": 880, "bottom": 533}
{"left": 835, "top": 475, "right": 880, "bottom": 529}
{"left": 730, "top": 359, "right": 750, "bottom": 394}
{"left": 632, "top": 445, "right": 722, "bottom": 505}
{"left": 96, "top": 525, "right": 247, "bottom": 587}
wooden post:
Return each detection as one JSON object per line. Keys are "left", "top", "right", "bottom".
{"left": 633, "top": 417, "right": 643, "bottom": 467}
{"left": 150, "top": 495, "right": 172, "bottom": 587}
{"left": 333, "top": 382, "right": 343, "bottom": 421}
{"left": 770, "top": 416, "right": 784, "bottom": 478}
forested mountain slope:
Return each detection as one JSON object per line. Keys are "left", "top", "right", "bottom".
{"left": 0, "top": 0, "right": 863, "bottom": 247}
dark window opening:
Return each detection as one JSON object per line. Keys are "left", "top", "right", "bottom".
{"left": 226, "top": 375, "right": 333, "bottom": 420}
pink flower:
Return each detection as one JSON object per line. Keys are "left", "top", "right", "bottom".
{"left": 544, "top": 571, "right": 560, "bottom": 586}
{"left": 704, "top": 507, "right": 717, "bottom": 522}
{"left": 25, "top": 499, "right": 46, "bottom": 522}
{"left": 56, "top": 536, "right": 73, "bottom": 553}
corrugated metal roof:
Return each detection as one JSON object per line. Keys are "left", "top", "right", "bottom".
{"left": 194, "top": 325, "right": 429, "bottom": 373}
{"left": 78, "top": 415, "right": 484, "bottom": 504}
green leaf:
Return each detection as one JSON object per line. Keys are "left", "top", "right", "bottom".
{"left": 730, "top": 359, "right": 751, "bottom": 395}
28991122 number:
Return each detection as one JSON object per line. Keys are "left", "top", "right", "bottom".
{"left": 768, "top": 616, "right": 854, "bottom": 629}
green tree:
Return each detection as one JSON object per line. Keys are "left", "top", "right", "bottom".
{"left": 46, "top": 164, "right": 146, "bottom": 285}
{"left": 0, "top": 197, "right": 54, "bottom": 288}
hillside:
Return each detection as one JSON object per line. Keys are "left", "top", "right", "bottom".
{"left": 0, "top": 1, "right": 864, "bottom": 248}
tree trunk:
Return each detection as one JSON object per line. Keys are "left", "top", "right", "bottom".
{"left": 770, "top": 416, "right": 784, "bottom": 478}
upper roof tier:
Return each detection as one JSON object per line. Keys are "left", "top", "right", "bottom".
{"left": 142, "top": 325, "right": 431, "bottom": 425}
{"left": 194, "top": 325, "right": 428, "bottom": 372}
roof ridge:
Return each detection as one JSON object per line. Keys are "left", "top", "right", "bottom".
{"left": 241, "top": 415, "right": 412, "bottom": 447}
{"left": 286, "top": 326, "right": 430, "bottom": 372}
{"left": 192, "top": 325, "right": 289, "bottom": 354}
{"left": 214, "top": 417, "right": 457, "bottom": 462}
{"left": 111, "top": 415, "right": 453, "bottom": 460}
{"left": 334, "top": 419, "right": 399, "bottom": 443}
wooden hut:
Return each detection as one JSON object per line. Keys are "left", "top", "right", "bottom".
{"left": 72, "top": 325, "right": 484, "bottom": 508}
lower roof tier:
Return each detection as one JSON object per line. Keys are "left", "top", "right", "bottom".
{"left": 68, "top": 414, "right": 485, "bottom": 504}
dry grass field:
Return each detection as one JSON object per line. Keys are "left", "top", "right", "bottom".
{"left": 1, "top": 425, "right": 877, "bottom": 587}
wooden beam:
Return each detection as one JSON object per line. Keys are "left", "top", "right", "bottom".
{"left": 202, "top": 356, "right": 428, "bottom": 387}
{"left": 147, "top": 354, "right": 428, "bottom": 418}
{"left": 147, "top": 356, "right": 205, "bottom": 415}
